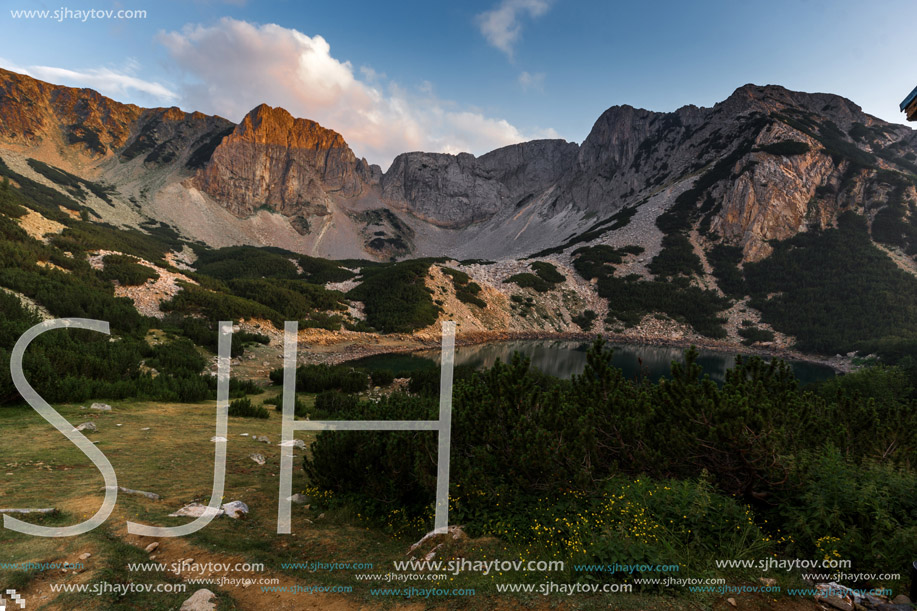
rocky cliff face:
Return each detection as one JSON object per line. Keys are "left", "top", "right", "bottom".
{"left": 0, "top": 67, "right": 140, "bottom": 162}
{"left": 380, "top": 140, "right": 578, "bottom": 228}
{"left": 119, "top": 107, "right": 234, "bottom": 170}
{"left": 194, "top": 104, "right": 380, "bottom": 218}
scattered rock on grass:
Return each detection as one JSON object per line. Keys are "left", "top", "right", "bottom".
{"left": 407, "top": 525, "right": 468, "bottom": 556}
{"left": 249, "top": 453, "right": 265, "bottom": 465}
{"left": 90, "top": 403, "right": 111, "bottom": 411}
{"left": 104, "top": 486, "right": 160, "bottom": 501}
{"left": 75, "top": 422, "right": 97, "bottom": 432}
{"left": 221, "top": 501, "right": 249, "bottom": 519}
{"left": 168, "top": 503, "right": 224, "bottom": 518}
{"left": 179, "top": 588, "right": 216, "bottom": 611}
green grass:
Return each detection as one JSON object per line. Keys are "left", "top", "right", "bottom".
{"left": 2, "top": 397, "right": 694, "bottom": 609}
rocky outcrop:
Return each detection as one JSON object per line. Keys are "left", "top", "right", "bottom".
{"left": 0, "top": 67, "right": 140, "bottom": 159}
{"left": 119, "top": 107, "right": 233, "bottom": 169}
{"left": 381, "top": 139, "right": 578, "bottom": 228}
{"left": 195, "top": 104, "right": 379, "bottom": 218}
{"left": 710, "top": 122, "right": 838, "bottom": 260}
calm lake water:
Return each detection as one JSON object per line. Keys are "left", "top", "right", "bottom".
{"left": 350, "top": 339, "right": 837, "bottom": 386}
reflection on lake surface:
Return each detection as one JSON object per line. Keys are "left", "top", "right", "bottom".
{"left": 350, "top": 340, "right": 837, "bottom": 386}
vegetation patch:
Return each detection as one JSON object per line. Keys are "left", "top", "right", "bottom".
{"left": 226, "top": 278, "right": 345, "bottom": 318}
{"left": 100, "top": 254, "right": 159, "bottom": 286}
{"left": 0, "top": 156, "right": 82, "bottom": 220}
{"left": 529, "top": 206, "right": 639, "bottom": 257}
{"left": 774, "top": 110, "right": 876, "bottom": 169}
{"left": 228, "top": 397, "right": 270, "bottom": 419}
{"left": 441, "top": 267, "right": 486, "bottom": 308}
{"left": 27, "top": 158, "right": 115, "bottom": 204}
{"left": 193, "top": 246, "right": 300, "bottom": 281}
{"left": 738, "top": 326, "right": 775, "bottom": 346}
{"left": 571, "top": 244, "right": 643, "bottom": 280}
{"left": 347, "top": 259, "right": 440, "bottom": 333}
{"left": 868, "top": 171, "right": 917, "bottom": 255}
{"left": 647, "top": 233, "right": 703, "bottom": 278}
{"left": 707, "top": 243, "right": 746, "bottom": 298}
{"left": 600, "top": 275, "right": 729, "bottom": 337}
{"left": 504, "top": 272, "right": 552, "bottom": 292}
{"left": 754, "top": 141, "right": 810, "bottom": 157}
{"left": 52, "top": 221, "right": 185, "bottom": 264}
{"left": 571, "top": 242, "right": 727, "bottom": 336}
{"left": 0, "top": 178, "right": 27, "bottom": 217}
{"left": 265, "top": 392, "right": 310, "bottom": 417}
{"left": 572, "top": 309, "right": 597, "bottom": 331}
{"left": 305, "top": 342, "right": 917, "bottom": 584}
{"left": 505, "top": 261, "right": 566, "bottom": 293}
{"left": 269, "top": 363, "right": 369, "bottom": 394}
{"left": 530, "top": 261, "right": 565, "bottom": 284}
{"left": 744, "top": 212, "right": 917, "bottom": 355}
{"left": 162, "top": 283, "right": 280, "bottom": 323}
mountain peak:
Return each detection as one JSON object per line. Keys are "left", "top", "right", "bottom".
{"left": 718, "top": 83, "right": 866, "bottom": 123}
{"left": 235, "top": 103, "right": 349, "bottom": 152}
{"left": 195, "top": 103, "right": 367, "bottom": 218}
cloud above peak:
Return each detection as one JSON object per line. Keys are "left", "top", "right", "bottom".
{"left": 476, "top": 0, "right": 551, "bottom": 60}
{"left": 157, "top": 18, "right": 554, "bottom": 168}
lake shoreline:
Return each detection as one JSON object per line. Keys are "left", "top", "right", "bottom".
{"left": 319, "top": 329, "right": 854, "bottom": 374}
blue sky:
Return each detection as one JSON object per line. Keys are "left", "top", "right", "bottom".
{"left": 1, "top": 0, "right": 915, "bottom": 167}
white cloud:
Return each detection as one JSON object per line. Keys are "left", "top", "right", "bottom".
{"left": 518, "top": 71, "right": 545, "bottom": 92}
{"left": 1, "top": 58, "right": 177, "bottom": 105}
{"left": 157, "top": 18, "right": 557, "bottom": 168}
{"left": 476, "top": 0, "right": 550, "bottom": 60}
